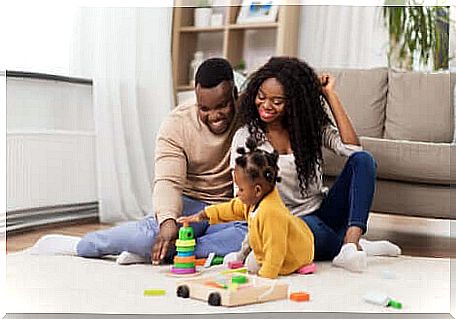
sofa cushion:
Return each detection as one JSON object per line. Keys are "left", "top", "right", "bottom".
{"left": 316, "top": 68, "right": 387, "bottom": 138}
{"left": 322, "top": 136, "right": 454, "bottom": 185}
{"left": 385, "top": 69, "right": 454, "bottom": 143}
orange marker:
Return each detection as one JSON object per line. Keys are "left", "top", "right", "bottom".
{"left": 290, "top": 292, "right": 310, "bottom": 302}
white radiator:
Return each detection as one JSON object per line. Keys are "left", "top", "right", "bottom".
{"left": 7, "top": 131, "right": 97, "bottom": 211}
{"left": 6, "top": 75, "right": 98, "bottom": 231}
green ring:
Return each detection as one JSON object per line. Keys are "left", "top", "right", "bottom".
{"left": 173, "top": 262, "right": 196, "bottom": 268}
{"left": 176, "top": 246, "right": 195, "bottom": 252}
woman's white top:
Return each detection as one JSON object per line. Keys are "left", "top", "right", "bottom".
{"left": 230, "top": 125, "right": 362, "bottom": 216}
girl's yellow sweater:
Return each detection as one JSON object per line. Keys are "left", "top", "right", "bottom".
{"left": 204, "top": 188, "right": 314, "bottom": 279}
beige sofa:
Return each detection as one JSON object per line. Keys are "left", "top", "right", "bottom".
{"left": 319, "top": 68, "right": 455, "bottom": 219}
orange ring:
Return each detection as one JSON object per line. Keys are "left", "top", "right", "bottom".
{"left": 173, "top": 256, "right": 196, "bottom": 263}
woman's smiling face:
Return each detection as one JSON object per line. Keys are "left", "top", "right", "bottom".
{"left": 255, "top": 77, "right": 286, "bottom": 124}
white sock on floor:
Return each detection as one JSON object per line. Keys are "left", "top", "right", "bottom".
{"left": 116, "top": 251, "right": 146, "bottom": 265}
{"left": 30, "top": 234, "right": 80, "bottom": 256}
{"left": 359, "top": 239, "right": 402, "bottom": 256}
{"left": 332, "top": 243, "right": 367, "bottom": 273}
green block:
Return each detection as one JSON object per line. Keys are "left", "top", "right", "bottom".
{"left": 173, "top": 262, "right": 196, "bottom": 268}
{"left": 388, "top": 299, "right": 402, "bottom": 309}
{"left": 231, "top": 275, "right": 248, "bottom": 284}
{"left": 144, "top": 289, "right": 166, "bottom": 296}
{"left": 211, "top": 256, "right": 224, "bottom": 265}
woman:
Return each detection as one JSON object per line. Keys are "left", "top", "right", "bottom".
{"left": 230, "top": 57, "right": 400, "bottom": 272}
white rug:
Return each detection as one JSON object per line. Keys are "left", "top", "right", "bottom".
{"left": 6, "top": 250, "right": 451, "bottom": 314}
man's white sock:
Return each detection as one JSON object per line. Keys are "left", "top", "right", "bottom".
{"left": 30, "top": 234, "right": 80, "bottom": 256}
{"left": 332, "top": 243, "right": 367, "bottom": 272}
{"left": 359, "top": 239, "right": 402, "bottom": 256}
{"left": 116, "top": 251, "right": 147, "bottom": 265}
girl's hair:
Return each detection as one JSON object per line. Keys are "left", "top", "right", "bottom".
{"left": 239, "top": 56, "right": 333, "bottom": 195}
{"left": 235, "top": 137, "right": 281, "bottom": 186}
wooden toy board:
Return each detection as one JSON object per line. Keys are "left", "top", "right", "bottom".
{"left": 176, "top": 273, "right": 289, "bottom": 307}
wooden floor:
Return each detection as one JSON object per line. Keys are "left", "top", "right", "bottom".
{"left": 6, "top": 213, "right": 456, "bottom": 258}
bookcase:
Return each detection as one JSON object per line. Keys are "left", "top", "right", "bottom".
{"left": 171, "top": 0, "right": 300, "bottom": 97}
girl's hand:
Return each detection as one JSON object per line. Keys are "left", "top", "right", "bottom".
{"left": 176, "top": 210, "right": 207, "bottom": 224}
{"left": 319, "top": 73, "right": 336, "bottom": 98}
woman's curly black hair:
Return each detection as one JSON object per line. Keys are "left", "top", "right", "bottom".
{"left": 239, "top": 56, "right": 333, "bottom": 195}
{"left": 235, "top": 137, "right": 281, "bottom": 186}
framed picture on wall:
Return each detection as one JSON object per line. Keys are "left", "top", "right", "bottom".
{"left": 236, "top": 0, "right": 279, "bottom": 24}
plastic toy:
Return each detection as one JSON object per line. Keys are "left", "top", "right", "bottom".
{"left": 176, "top": 273, "right": 289, "bottom": 307}
{"left": 144, "top": 289, "right": 166, "bottom": 296}
{"left": 171, "top": 222, "right": 197, "bottom": 275}
{"left": 195, "top": 258, "right": 206, "bottom": 266}
{"left": 228, "top": 261, "right": 244, "bottom": 269}
{"left": 297, "top": 262, "right": 317, "bottom": 275}
{"left": 363, "top": 291, "right": 402, "bottom": 309}
{"left": 211, "top": 256, "right": 224, "bottom": 265}
{"left": 290, "top": 291, "right": 310, "bottom": 302}
{"left": 204, "top": 252, "right": 215, "bottom": 268}
{"left": 220, "top": 267, "right": 248, "bottom": 275}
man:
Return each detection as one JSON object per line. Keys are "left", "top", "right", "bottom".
{"left": 31, "top": 58, "right": 247, "bottom": 265}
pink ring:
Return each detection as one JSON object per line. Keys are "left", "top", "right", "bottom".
{"left": 171, "top": 267, "right": 196, "bottom": 275}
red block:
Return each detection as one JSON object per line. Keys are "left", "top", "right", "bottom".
{"left": 228, "top": 261, "right": 244, "bottom": 269}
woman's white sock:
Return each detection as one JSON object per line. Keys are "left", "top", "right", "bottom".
{"left": 359, "top": 239, "right": 402, "bottom": 256}
{"left": 332, "top": 243, "right": 367, "bottom": 272}
{"left": 30, "top": 234, "right": 80, "bottom": 256}
{"left": 116, "top": 251, "right": 147, "bottom": 265}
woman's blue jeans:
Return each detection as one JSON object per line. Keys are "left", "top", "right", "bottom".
{"left": 300, "top": 151, "right": 377, "bottom": 261}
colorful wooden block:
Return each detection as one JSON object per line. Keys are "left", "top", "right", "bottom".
{"left": 290, "top": 292, "right": 310, "bottom": 302}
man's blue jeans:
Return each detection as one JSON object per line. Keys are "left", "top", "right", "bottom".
{"left": 76, "top": 196, "right": 247, "bottom": 262}
{"left": 300, "top": 151, "right": 377, "bottom": 261}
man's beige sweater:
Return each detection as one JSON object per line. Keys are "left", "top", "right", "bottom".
{"left": 153, "top": 102, "right": 237, "bottom": 225}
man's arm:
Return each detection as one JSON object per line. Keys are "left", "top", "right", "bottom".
{"left": 153, "top": 113, "right": 187, "bottom": 224}
{"left": 151, "top": 113, "right": 187, "bottom": 264}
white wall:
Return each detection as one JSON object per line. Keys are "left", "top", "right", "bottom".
{"left": 6, "top": 77, "right": 97, "bottom": 211}
{"left": 298, "top": 6, "right": 388, "bottom": 69}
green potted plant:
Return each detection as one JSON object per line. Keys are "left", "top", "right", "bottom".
{"left": 383, "top": 0, "right": 450, "bottom": 70}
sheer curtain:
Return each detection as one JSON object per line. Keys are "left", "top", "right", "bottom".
{"left": 70, "top": 7, "right": 174, "bottom": 222}
{"left": 298, "top": 6, "right": 388, "bottom": 69}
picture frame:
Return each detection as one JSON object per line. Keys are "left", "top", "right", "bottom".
{"left": 236, "top": 0, "right": 279, "bottom": 24}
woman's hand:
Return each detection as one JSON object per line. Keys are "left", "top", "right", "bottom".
{"left": 176, "top": 210, "right": 207, "bottom": 224}
{"left": 319, "top": 73, "right": 336, "bottom": 98}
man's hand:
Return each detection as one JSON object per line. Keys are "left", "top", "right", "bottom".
{"left": 151, "top": 219, "right": 178, "bottom": 265}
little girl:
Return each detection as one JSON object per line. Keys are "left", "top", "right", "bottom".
{"left": 178, "top": 138, "right": 314, "bottom": 279}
